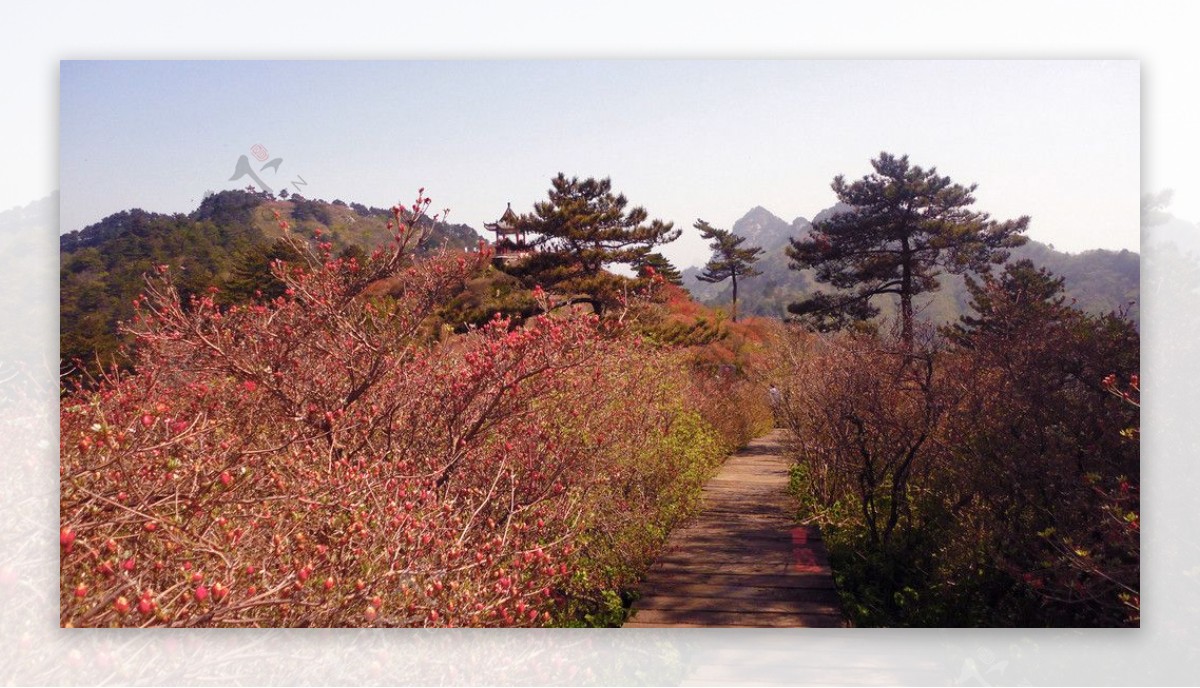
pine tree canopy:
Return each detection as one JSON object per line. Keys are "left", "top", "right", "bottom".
{"left": 694, "top": 220, "right": 764, "bottom": 284}
{"left": 694, "top": 220, "right": 764, "bottom": 322}
{"left": 786, "top": 152, "right": 1030, "bottom": 346}
{"left": 515, "top": 174, "right": 679, "bottom": 272}
{"left": 634, "top": 251, "right": 684, "bottom": 285}
{"left": 507, "top": 174, "right": 680, "bottom": 313}
{"left": 948, "top": 259, "right": 1069, "bottom": 345}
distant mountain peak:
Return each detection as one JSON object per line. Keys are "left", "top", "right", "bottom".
{"left": 737, "top": 205, "right": 785, "bottom": 227}
{"left": 727, "top": 205, "right": 817, "bottom": 255}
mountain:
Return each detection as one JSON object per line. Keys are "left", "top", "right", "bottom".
{"left": 682, "top": 206, "right": 815, "bottom": 313}
{"left": 683, "top": 206, "right": 1140, "bottom": 327}
{"left": 60, "top": 190, "right": 485, "bottom": 374}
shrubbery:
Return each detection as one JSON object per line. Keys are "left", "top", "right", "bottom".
{"left": 59, "top": 194, "right": 747, "bottom": 627}
{"left": 775, "top": 261, "right": 1139, "bottom": 627}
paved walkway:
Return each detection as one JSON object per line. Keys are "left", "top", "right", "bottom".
{"left": 623, "top": 429, "right": 845, "bottom": 628}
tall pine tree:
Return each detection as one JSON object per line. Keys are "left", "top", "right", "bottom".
{"left": 787, "top": 152, "right": 1029, "bottom": 349}
{"left": 694, "top": 220, "right": 764, "bottom": 322}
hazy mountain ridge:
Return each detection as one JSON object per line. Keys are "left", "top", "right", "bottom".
{"left": 684, "top": 205, "right": 1140, "bottom": 326}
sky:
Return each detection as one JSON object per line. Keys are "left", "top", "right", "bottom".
{"left": 59, "top": 60, "right": 1139, "bottom": 269}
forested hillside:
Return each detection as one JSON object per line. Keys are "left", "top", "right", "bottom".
{"left": 60, "top": 190, "right": 483, "bottom": 374}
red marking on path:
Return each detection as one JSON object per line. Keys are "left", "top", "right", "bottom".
{"left": 791, "top": 527, "right": 819, "bottom": 569}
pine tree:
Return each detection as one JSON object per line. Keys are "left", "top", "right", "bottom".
{"left": 787, "top": 152, "right": 1029, "bottom": 349}
{"left": 633, "top": 251, "right": 684, "bottom": 285}
{"left": 694, "top": 220, "right": 764, "bottom": 322}
{"left": 947, "top": 259, "right": 1069, "bottom": 346}
{"left": 508, "top": 174, "right": 680, "bottom": 315}
{"left": 223, "top": 239, "right": 303, "bottom": 304}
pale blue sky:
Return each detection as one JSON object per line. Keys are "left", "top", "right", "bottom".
{"left": 60, "top": 60, "right": 1139, "bottom": 268}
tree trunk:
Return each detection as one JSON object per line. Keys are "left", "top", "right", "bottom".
{"left": 731, "top": 272, "right": 739, "bottom": 323}
{"left": 900, "top": 240, "right": 914, "bottom": 351}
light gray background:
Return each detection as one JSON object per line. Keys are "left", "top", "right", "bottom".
{"left": 3, "top": 1, "right": 1198, "bottom": 684}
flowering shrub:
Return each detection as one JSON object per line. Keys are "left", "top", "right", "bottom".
{"left": 775, "top": 291, "right": 1139, "bottom": 626}
{"left": 60, "top": 193, "right": 726, "bottom": 627}
{"left": 628, "top": 282, "right": 777, "bottom": 449}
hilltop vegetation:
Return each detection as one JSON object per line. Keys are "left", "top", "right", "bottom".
{"left": 62, "top": 185, "right": 1139, "bottom": 379}
{"left": 60, "top": 190, "right": 482, "bottom": 376}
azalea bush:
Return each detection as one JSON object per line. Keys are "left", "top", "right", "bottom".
{"left": 555, "top": 367, "right": 730, "bottom": 626}
{"left": 936, "top": 268, "right": 1140, "bottom": 626}
{"left": 60, "top": 192, "right": 727, "bottom": 627}
{"left": 775, "top": 266, "right": 1140, "bottom": 626}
